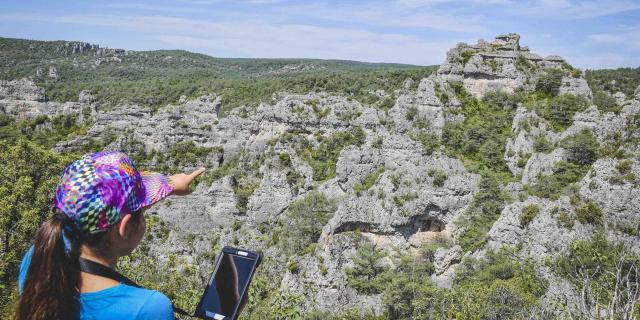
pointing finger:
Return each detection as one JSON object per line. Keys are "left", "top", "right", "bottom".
{"left": 188, "top": 167, "right": 206, "bottom": 179}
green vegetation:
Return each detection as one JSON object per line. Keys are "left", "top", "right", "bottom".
{"left": 552, "top": 207, "right": 575, "bottom": 229}
{"left": 551, "top": 233, "right": 640, "bottom": 318}
{"left": 409, "top": 131, "right": 440, "bottom": 155}
{"left": 609, "top": 159, "right": 637, "bottom": 185}
{"left": 528, "top": 93, "right": 589, "bottom": 131}
{"left": 345, "top": 241, "right": 388, "bottom": 294}
{"left": 520, "top": 204, "right": 540, "bottom": 226}
{"left": 457, "top": 173, "right": 512, "bottom": 252}
{"left": 405, "top": 106, "right": 418, "bottom": 121}
{"left": 0, "top": 114, "right": 91, "bottom": 149}
{"left": 427, "top": 169, "right": 448, "bottom": 187}
{"left": 561, "top": 129, "right": 600, "bottom": 166}
{"left": 443, "top": 90, "right": 519, "bottom": 174}
{"left": 0, "top": 140, "right": 73, "bottom": 313}
{"left": 586, "top": 67, "right": 640, "bottom": 98}
{"left": 574, "top": 199, "right": 603, "bottom": 226}
{"left": 168, "top": 141, "right": 219, "bottom": 167}
{"left": 278, "top": 191, "right": 337, "bottom": 256}
{"left": 525, "top": 130, "right": 599, "bottom": 200}
{"left": 535, "top": 68, "right": 564, "bottom": 97}
{"left": 460, "top": 50, "right": 477, "bottom": 65}
{"left": 515, "top": 55, "right": 536, "bottom": 73}
{"left": 377, "top": 247, "right": 546, "bottom": 319}
{"left": 353, "top": 167, "right": 385, "bottom": 196}
{"left": 592, "top": 90, "right": 621, "bottom": 113}
{"left": 0, "top": 37, "right": 436, "bottom": 114}
{"left": 295, "top": 128, "right": 366, "bottom": 182}
{"left": 533, "top": 135, "right": 554, "bottom": 153}
{"left": 525, "top": 161, "right": 588, "bottom": 200}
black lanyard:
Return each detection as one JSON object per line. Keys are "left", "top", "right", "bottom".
{"left": 78, "top": 257, "right": 193, "bottom": 317}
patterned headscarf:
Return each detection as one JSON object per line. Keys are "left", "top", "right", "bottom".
{"left": 54, "top": 151, "right": 173, "bottom": 234}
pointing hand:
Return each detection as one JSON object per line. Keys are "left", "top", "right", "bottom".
{"left": 168, "top": 167, "right": 206, "bottom": 195}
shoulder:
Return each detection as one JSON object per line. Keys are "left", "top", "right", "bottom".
{"left": 135, "top": 289, "right": 174, "bottom": 320}
{"left": 79, "top": 285, "right": 174, "bottom": 319}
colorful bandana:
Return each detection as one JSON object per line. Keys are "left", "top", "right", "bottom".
{"left": 54, "top": 151, "right": 173, "bottom": 234}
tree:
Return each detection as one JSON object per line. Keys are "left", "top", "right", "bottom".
{"left": 536, "top": 69, "right": 564, "bottom": 96}
{"left": 0, "top": 140, "right": 70, "bottom": 312}
{"left": 561, "top": 129, "right": 600, "bottom": 166}
{"left": 345, "top": 241, "right": 388, "bottom": 294}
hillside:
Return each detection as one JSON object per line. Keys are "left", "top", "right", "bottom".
{"left": 0, "top": 37, "right": 434, "bottom": 115}
{"left": 1, "top": 33, "right": 639, "bottom": 319}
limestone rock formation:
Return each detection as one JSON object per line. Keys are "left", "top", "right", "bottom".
{"left": 3, "top": 33, "right": 638, "bottom": 317}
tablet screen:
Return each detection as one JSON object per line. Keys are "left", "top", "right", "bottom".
{"left": 198, "top": 252, "right": 257, "bottom": 318}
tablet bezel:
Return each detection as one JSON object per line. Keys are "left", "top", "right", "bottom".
{"left": 194, "top": 246, "right": 261, "bottom": 320}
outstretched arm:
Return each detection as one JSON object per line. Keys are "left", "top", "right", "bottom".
{"left": 168, "top": 167, "right": 206, "bottom": 195}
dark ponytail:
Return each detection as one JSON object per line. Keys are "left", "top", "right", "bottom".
{"left": 15, "top": 213, "right": 81, "bottom": 320}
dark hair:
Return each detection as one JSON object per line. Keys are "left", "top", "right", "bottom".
{"left": 15, "top": 210, "right": 142, "bottom": 320}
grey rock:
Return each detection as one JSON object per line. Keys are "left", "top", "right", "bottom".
{"left": 559, "top": 76, "right": 593, "bottom": 101}
{"left": 613, "top": 92, "right": 626, "bottom": 105}
{"left": 521, "top": 148, "right": 566, "bottom": 184}
{"left": 433, "top": 245, "right": 462, "bottom": 275}
{"left": 0, "top": 78, "right": 45, "bottom": 102}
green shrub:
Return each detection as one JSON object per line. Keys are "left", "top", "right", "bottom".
{"left": 287, "top": 260, "right": 300, "bottom": 273}
{"left": 442, "top": 91, "right": 519, "bottom": 174}
{"left": 534, "top": 94, "right": 589, "bottom": 131}
{"left": 378, "top": 95, "right": 395, "bottom": 111}
{"left": 533, "top": 135, "right": 554, "bottom": 153}
{"left": 168, "top": 140, "right": 216, "bottom": 167}
{"left": 285, "top": 169, "right": 305, "bottom": 194}
{"left": 450, "top": 248, "right": 547, "bottom": 319}
{"left": 278, "top": 152, "right": 291, "bottom": 166}
{"left": 406, "top": 106, "right": 418, "bottom": 121}
{"left": 345, "top": 241, "right": 388, "bottom": 294}
{"left": 353, "top": 167, "right": 385, "bottom": 196}
{"left": 517, "top": 154, "right": 530, "bottom": 168}
{"left": 561, "top": 129, "right": 600, "bottom": 166}
{"left": 231, "top": 180, "right": 258, "bottom": 213}
{"left": 297, "top": 128, "right": 366, "bottom": 181}
{"left": 536, "top": 68, "right": 564, "bottom": 96}
{"left": 0, "top": 140, "right": 72, "bottom": 312}
{"left": 427, "top": 169, "right": 448, "bottom": 187}
{"left": 410, "top": 131, "right": 440, "bottom": 155}
{"left": 525, "top": 161, "right": 588, "bottom": 200}
{"left": 552, "top": 232, "right": 640, "bottom": 311}
{"left": 279, "top": 191, "right": 337, "bottom": 256}
{"left": 460, "top": 50, "right": 477, "bottom": 65}
{"left": 520, "top": 204, "right": 540, "bottom": 226}
{"left": 457, "top": 173, "right": 512, "bottom": 252}
{"left": 515, "top": 55, "right": 536, "bottom": 72}
{"left": 372, "top": 136, "right": 383, "bottom": 148}
{"left": 552, "top": 207, "right": 575, "bottom": 229}
{"left": 575, "top": 199, "right": 603, "bottom": 226}
{"left": 593, "top": 90, "right": 620, "bottom": 113}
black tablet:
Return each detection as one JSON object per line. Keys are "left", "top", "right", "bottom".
{"left": 194, "top": 246, "right": 261, "bottom": 320}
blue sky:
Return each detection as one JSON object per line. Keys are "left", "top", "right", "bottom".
{"left": 1, "top": 0, "right": 639, "bottom": 69}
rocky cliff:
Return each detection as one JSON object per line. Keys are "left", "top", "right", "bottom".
{"left": 2, "top": 34, "right": 639, "bottom": 317}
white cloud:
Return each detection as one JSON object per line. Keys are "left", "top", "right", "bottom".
{"left": 277, "top": 3, "right": 489, "bottom": 33}
{"left": 522, "top": 0, "right": 640, "bottom": 19}
{"left": 395, "top": 0, "right": 514, "bottom": 8}
{"left": 588, "top": 28, "right": 640, "bottom": 50}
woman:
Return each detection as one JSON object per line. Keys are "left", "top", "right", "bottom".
{"left": 15, "top": 151, "right": 205, "bottom": 320}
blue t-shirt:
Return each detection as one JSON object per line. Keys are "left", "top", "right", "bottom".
{"left": 19, "top": 246, "right": 174, "bottom": 320}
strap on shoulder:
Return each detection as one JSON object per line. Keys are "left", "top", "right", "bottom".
{"left": 78, "top": 257, "right": 193, "bottom": 317}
